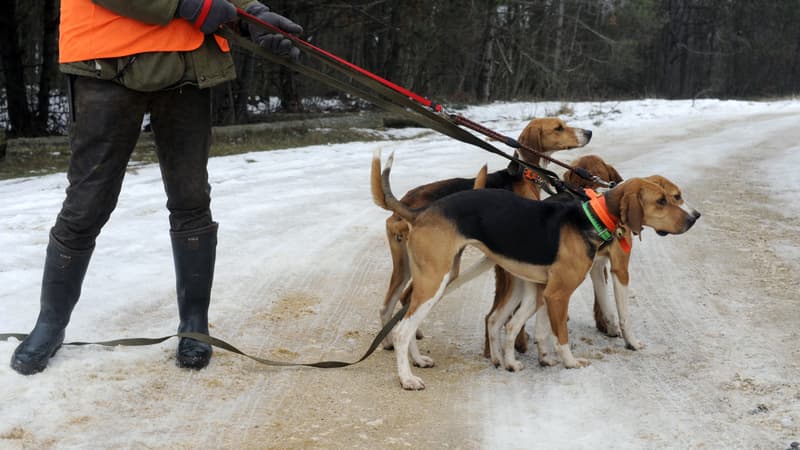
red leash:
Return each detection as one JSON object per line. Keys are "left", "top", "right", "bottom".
{"left": 233, "top": 9, "right": 610, "bottom": 189}
{"left": 236, "top": 8, "right": 442, "bottom": 112}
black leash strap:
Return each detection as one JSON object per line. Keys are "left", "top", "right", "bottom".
{"left": 0, "top": 301, "right": 409, "bottom": 369}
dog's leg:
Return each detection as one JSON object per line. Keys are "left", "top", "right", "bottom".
{"left": 608, "top": 248, "right": 641, "bottom": 350}
{"left": 381, "top": 222, "right": 412, "bottom": 350}
{"left": 381, "top": 283, "right": 413, "bottom": 351}
{"left": 501, "top": 281, "right": 537, "bottom": 372}
{"left": 485, "top": 267, "right": 512, "bottom": 358}
{"left": 485, "top": 268, "right": 530, "bottom": 358}
{"left": 406, "top": 253, "right": 462, "bottom": 370}
{"left": 394, "top": 273, "right": 450, "bottom": 390}
{"left": 533, "top": 286, "right": 557, "bottom": 366}
{"left": 589, "top": 256, "right": 620, "bottom": 337}
{"left": 544, "top": 275, "right": 590, "bottom": 369}
{"left": 409, "top": 333, "right": 435, "bottom": 368}
{"left": 381, "top": 277, "right": 411, "bottom": 350}
{"left": 487, "top": 277, "right": 524, "bottom": 367}
{"left": 381, "top": 255, "right": 409, "bottom": 325}
{"left": 612, "top": 273, "right": 643, "bottom": 350}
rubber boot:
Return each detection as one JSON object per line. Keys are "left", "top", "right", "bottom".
{"left": 171, "top": 223, "right": 217, "bottom": 369}
{"left": 11, "top": 235, "right": 93, "bottom": 375}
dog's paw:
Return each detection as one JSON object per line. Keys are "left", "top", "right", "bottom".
{"left": 625, "top": 340, "right": 645, "bottom": 351}
{"left": 400, "top": 375, "right": 426, "bottom": 390}
{"left": 514, "top": 332, "right": 530, "bottom": 354}
{"left": 564, "top": 358, "right": 591, "bottom": 369}
{"left": 504, "top": 359, "right": 524, "bottom": 372}
{"left": 413, "top": 355, "right": 435, "bottom": 368}
{"left": 605, "top": 325, "right": 621, "bottom": 338}
{"left": 490, "top": 355, "right": 503, "bottom": 368}
{"left": 538, "top": 354, "right": 558, "bottom": 367}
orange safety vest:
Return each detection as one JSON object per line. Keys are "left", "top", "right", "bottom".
{"left": 59, "top": 0, "right": 229, "bottom": 63}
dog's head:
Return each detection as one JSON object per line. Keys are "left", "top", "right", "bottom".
{"left": 564, "top": 154, "right": 623, "bottom": 189}
{"left": 516, "top": 118, "right": 592, "bottom": 165}
{"left": 643, "top": 175, "right": 685, "bottom": 206}
{"left": 613, "top": 177, "right": 701, "bottom": 236}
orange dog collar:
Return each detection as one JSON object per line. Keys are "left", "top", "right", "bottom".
{"left": 583, "top": 188, "right": 631, "bottom": 253}
{"left": 523, "top": 168, "right": 541, "bottom": 182}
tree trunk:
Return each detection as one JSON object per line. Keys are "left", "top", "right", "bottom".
{"left": 553, "top": 0, "right": 565, "bottom": 76}
{"left": 476, "top": 2, "right": 497, "bottom": 103}
{"left": 35, "top": 0, "right": 60, "bottom": 134}
{"left": 0, "top": 0, "right": 36, "bottom": 136}
{"left": 278, "top": 66, "right": 301, "bottom": 113}
{"left": 234, "top": 54, "right": 254, "bottom": 122}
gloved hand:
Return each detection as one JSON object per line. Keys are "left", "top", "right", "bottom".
{"left": 244, "top": 3, "right": 304, "bottom": 60}
{"left": 177, "top": 0, "right": 237, "bottom": 34}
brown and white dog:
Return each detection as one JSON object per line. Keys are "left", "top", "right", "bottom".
{"left": 481, "top": 154, "right": 624, "bottom": 365}
{"left": 566, "top": 157, "right": 691, "bottom": 350}
{"left": 482, "top": 154, "right": 623, "bottom": 358}
{"left": 379, "top": 118, "right": 592, "bottom": 351}
{"left": 371, "top": 151, "right": 700, "bottom": 390}
{"left": 486, "top": 156, "right": 698, "bottom": 371}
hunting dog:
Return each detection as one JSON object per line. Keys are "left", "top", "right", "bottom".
{"left": 569, "top": 159, "right": 690, "bottom": 346}
{"left": 371, "top": 151, "right": 700, "bottom": 390}
{"left": 481, "top": 154, "right": 623, "bottom": 360}
{"left": 379, "top": 117, "right": 592, "bottom": 351}
{"left": 485, "top": 156, "right": 696, "bottom": 370}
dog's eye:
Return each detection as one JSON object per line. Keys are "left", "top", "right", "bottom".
{"left": 674, "top": 194, "right": 682, "bottom": 202}
{"left": 555, "top": 125, "right": 564, "bottom": 131}
{"left": 657, "top": 197, "right": 667, "bottom": 206}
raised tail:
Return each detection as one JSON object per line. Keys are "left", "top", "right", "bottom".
{"left": 473, "top": 164, "right": 488, "bottom": 189}
{"left": 370, "top": 150, "right": 418, "bottom": 223}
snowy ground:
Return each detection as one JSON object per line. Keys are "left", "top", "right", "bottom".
{"left": 1, "top": 99, "right": 799, "bottom": 449}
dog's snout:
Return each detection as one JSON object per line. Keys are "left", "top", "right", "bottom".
{"left": 584, "top": 129, "right": 592, "bottom": 142}
{"left": 685, "top": 210, "right": 701, "bottom": 230}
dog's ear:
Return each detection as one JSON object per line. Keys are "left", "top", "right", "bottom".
{"left": 620, "top": 189, "right": 644, "bottom": 236}
{"left": 518, "top": 120, "right": 542, "bottom": 151}
{"left": 535, "top": 126, "right": 543, "bottom": 151}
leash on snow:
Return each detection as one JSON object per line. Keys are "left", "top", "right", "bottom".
{"left": 0, "top": 301, "right": 409, "bottom": 369}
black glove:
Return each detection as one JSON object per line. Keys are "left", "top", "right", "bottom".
{"left": 245, "top": 3, "right": 304, "bottom": 60}
{"left": 177, "top": 0, "right": 237, "bottom": 34}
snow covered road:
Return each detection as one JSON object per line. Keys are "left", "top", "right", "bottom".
{"left": 1, "top": 100, "right": 799, "bottom": 449}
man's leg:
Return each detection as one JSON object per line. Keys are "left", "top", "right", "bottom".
{"left": 11, "top": 77, "right": 147, "bottom": 374}
{"left": 150, "top": 86, "right": 215, "bottom": 369}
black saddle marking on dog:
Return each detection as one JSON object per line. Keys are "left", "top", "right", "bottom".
{"left": 435, "top": 189, "right": 591, "bottom": 265}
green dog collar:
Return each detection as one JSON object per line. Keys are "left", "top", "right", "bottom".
{"left": 582, "top": 201, "right": 613, "bottom": 242}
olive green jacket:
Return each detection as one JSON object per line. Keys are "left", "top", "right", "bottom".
{"left": 60, "top": 0, "right": 258, "bottom": 91}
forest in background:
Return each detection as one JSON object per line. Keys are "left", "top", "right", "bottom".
{"left": 2, "top": 0, "right": 799, "bottom": 137}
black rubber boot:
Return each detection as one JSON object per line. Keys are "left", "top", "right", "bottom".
{"left": 171, "top": 223, "right": 217, "bottom": 369}
{"left": 11, "top": 235, "right": 93, "bottom": 375}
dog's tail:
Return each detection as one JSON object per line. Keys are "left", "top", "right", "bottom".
{"left": 473, "top": 164, "right": 488, "bottom": 189}
{"left": 371, "top": 150, "right": 418, "bottom": 222}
